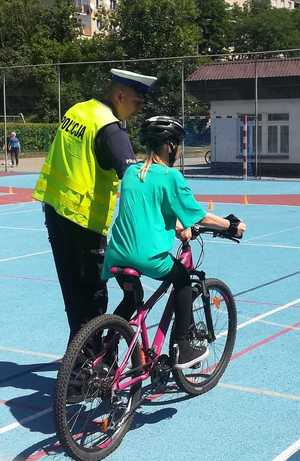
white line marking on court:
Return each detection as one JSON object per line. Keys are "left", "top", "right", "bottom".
{"left": 272, "top": 439, "right": 300, "bottom": 461}
{"left": 244, "top": 242, "right": 300, "bottom": 250}
{"left": 244, "top": 225, "right": 300, "bottom": 242}
{"left": 236, "top": 298, "right": 300, "bottom": 331}
{"left": 0, "top": 407, "right": 52, "bottom": 434}
{"left": 205, "top": 240, "right": 300, "bottom": 250}
{"left": 0, "top": 250, "right": 51, "bottom": 262}
{"left": 0, "top": 346, "right": 60, "bottom": 359}
{"left": 219, "top": 383, "right": 300, "bottom": 401}
{"left": 248, "top": 318, "right": 300, "bottom": 331}
{"left": 234, "top": 311, "right": 300, "bottom": 332}
{"left": 217, "top": 297, "right": 300, "bottom": 339}
{"left": 0, "top": 208, "right": 39, "bottom": 216}
{"left": 0, "top": 225, "right": 45, "bottom": 232}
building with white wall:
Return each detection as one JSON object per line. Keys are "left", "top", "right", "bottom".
{"left": 226, "top": 0, "right": 295, "bottom": 7}
{"left": 74, "top": 0, "right": 117, "bottom": 38}
{"left": 186, "top": 59, "right": 300, "bottom": 177}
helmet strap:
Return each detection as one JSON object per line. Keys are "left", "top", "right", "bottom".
{"left": 168, "top": 142, "right": 177, "bottom": 166}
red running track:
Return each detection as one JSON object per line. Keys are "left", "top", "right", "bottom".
{"left": 1, "top": 187, "right": 300, "bottom": 207}
{"left": 195, "top": 194, "right": 300, "bottom": 206}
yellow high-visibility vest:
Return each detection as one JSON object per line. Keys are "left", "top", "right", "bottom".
{"left": 33, "top": 99, "right": 120, "bottom": 235}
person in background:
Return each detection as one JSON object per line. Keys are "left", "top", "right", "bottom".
{"left": 32, "top": 68, "right": 157, "bottom": 346}
{"left": 102, "top": 116, "right": 246, "bottom": 369}
{"left": 8, "top": 131, "right": 21, "bottom": 167}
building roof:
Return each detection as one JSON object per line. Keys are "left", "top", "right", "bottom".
{"left": 187, "top": 59, "right": 300, "bottom": 81}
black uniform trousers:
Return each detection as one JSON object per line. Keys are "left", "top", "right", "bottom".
{"left": 44, "top": 204, "right": 108, "bottom": 343}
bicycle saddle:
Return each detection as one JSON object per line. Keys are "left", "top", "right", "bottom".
{"left": 110, "top": 267, "right": 141, "bottom": 278}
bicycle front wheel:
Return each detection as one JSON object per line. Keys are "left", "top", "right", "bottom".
{"left": 170, "top": 277, "right": 237, "bottom": 396}
{"left": 54, "top": 314, "right": 142, "bottom": 461}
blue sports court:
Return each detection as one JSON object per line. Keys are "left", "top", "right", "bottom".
{"left": 0, "top": 172, "right": 299, "bottom": 461}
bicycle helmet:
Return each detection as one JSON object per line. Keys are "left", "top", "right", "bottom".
{"left": 140, "top": 116, "right": 185, "bottom": 146}
{"left": 140, "top": 116, "right": 185, "bottom": 166}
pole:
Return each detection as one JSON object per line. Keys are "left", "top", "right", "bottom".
{"left": 3, "top": 72, "right": 8, "bottom": 173}
{"left": 255, "top": 59, "right": 259, "bottom": 178}
{"left": 242, "top": 114, "right": 248, "bottom": 180}
{"left": 181, "top": 60, "right": 185, "bottom": 175}
{"left": 57, "top": 65, "right": 61, "bottom": 123}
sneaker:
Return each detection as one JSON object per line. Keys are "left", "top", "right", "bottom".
{"left": 173, "top": 339, "right": 209, "bottom": 370}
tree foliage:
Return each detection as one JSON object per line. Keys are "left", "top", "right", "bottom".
{"left": 229, "top": 4, "right": 300, "bottom": 53}
{"left": 1, "top": 0, "right": 300, "bottom": 123}
{"left": 195, "top": 0, "right": 231, "bottom": 54}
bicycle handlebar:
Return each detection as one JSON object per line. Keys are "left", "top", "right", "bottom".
{"left": 191, "top": 224, "right": 241, "bottom": 243}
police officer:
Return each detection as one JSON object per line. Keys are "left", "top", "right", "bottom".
{"left": 33, "top": 68, "right": 157, "bottom": 344}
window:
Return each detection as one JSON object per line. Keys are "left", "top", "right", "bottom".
{"left": 268, "top": 113, "right": 289, "bottom": 121}
{"left": 267, "top": 113, "right": 290, "bottom": 154}
{"left": 110, "top": 0, "right": 117, "bottom": 9}
{"left": 280, "top": 126, "right": 289, "bottom": 153}
{"left": 268, "top": 126, "right": 278, "bottom": 153}
{"left": 253, "top": 126, "right": 262, "bottom": 154}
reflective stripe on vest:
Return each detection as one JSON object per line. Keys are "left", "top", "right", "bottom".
{"left": 32, "top": 99, "right": 120, "bottom": 235}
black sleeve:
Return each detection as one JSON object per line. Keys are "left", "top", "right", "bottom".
{"left": 94, "top": 122, "right": 136, "bottom": 179}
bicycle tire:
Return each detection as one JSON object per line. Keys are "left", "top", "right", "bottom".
{"left": 169, "top": 276, "right": 237, "bottom": 396}
{"left": 54, "top": 314, "right": 142, "bottom": 461}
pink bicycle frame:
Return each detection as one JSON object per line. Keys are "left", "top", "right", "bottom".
{"left": 111, "top": 242, "right": 194, "bottom": 392}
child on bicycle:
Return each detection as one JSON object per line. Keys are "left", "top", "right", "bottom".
{"left": 102, "top": 116, "right": 246, "bottom": 369}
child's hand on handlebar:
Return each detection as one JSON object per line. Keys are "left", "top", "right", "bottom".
{"left": 176, "top": 220, "right": 192, "bottom": 241}
{"left": 179, "top": 227, "right": 192, "bottom": 241}
{"left": 236, "top": 221, "right": 246, "bottom": 237}
{"left": 224, "top": 214, "right": 246, "bottom": 239}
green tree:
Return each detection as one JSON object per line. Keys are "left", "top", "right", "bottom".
{"left": 115, "top": 0, "right": 199, "bottom": 59}
{"left": 110, "top": 0, "right": 203, "bottom": 118}
{"left": 229, "top": 4, "right": 300, "bottom": 53}
{"left": 195, "top": 0, "right": 231, "bottom": 54}
{"left": 0, "top": 0, "right": 81, "bottom": 121}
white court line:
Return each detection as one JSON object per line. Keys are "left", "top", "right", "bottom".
{"left": 258, "top": 319, "right": 300, "bottom": 331}
{"left": 242, "top": 317, "right": 300, "bottom": 332}
{"left": 0, "top": 346, "right": 60, "bottom": 360}
{"left": 0, "top": 225, "right": 45, "bottom": 232}
{"left": 0, "top": 208, "right": 39, "bottom": 216}
{"left": 272, "top": 439, "right": 300, "bottom": 461}
{"left": 244, "top": 225, "right": 300, "bottom": 242}
{"left": 1, "top": 297, "right": 299, "bottom": 434}
{"left": 1, "top": 382, "right": 299, "bottom": 435}
{"left": 219, "top": 383, "right": 300, "bottom": 401}
{"left": 205, "top": 240, "right": 300, "bottom": 250}
{"left": 236, "top": 297, "right": 300, "bottom": 332}
{"left": 0, "top": 250, "right": 50, "bottom": 263}
{"left": 0, "top": 408, "right": 52, "bottom": 434}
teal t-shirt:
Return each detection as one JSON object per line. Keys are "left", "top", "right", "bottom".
{"left": 102, "top": 163, "right": 206, "bottom": 280}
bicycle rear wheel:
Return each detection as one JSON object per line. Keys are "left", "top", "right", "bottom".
{"left": 54, "top": 314, "right": 142, "bottom": 461}
{"left": 169, "top": 276, "right": 237, "bottom": 396}
{"left": 204, "top": 150, "right": 211, "bottom": 164}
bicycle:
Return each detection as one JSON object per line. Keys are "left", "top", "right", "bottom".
{"left": 54, "top": 225, "right": 239, "bottom": 461}
{"left": 204, "top": 149, "right": 211, "bottom": 165}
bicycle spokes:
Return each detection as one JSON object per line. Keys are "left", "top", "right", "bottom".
{"left": 170, "top": 279, "right": 237, "bottom": 395}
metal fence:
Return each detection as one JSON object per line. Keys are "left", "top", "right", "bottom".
{"left": 1, "top": 48, "right": 300, "bottom": 178}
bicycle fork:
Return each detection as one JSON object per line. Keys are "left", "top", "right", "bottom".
{"left": 198, "top": 271, "right": 216, "bottom": 343}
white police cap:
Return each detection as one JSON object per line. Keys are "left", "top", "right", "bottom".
{"left": 110, "top": 68, "right": 157, "bottom": 94}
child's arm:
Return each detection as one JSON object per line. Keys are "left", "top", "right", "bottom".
{"left": 199, "top": 212, "right": 246, "bottom": 237}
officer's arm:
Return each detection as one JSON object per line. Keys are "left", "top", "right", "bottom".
{"left": 94, "top": 123, "right": 136, "bottom": 179}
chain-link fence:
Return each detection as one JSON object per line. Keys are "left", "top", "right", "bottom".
{"left": 1, "top": 49, "right": 300, "bottom": 178}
